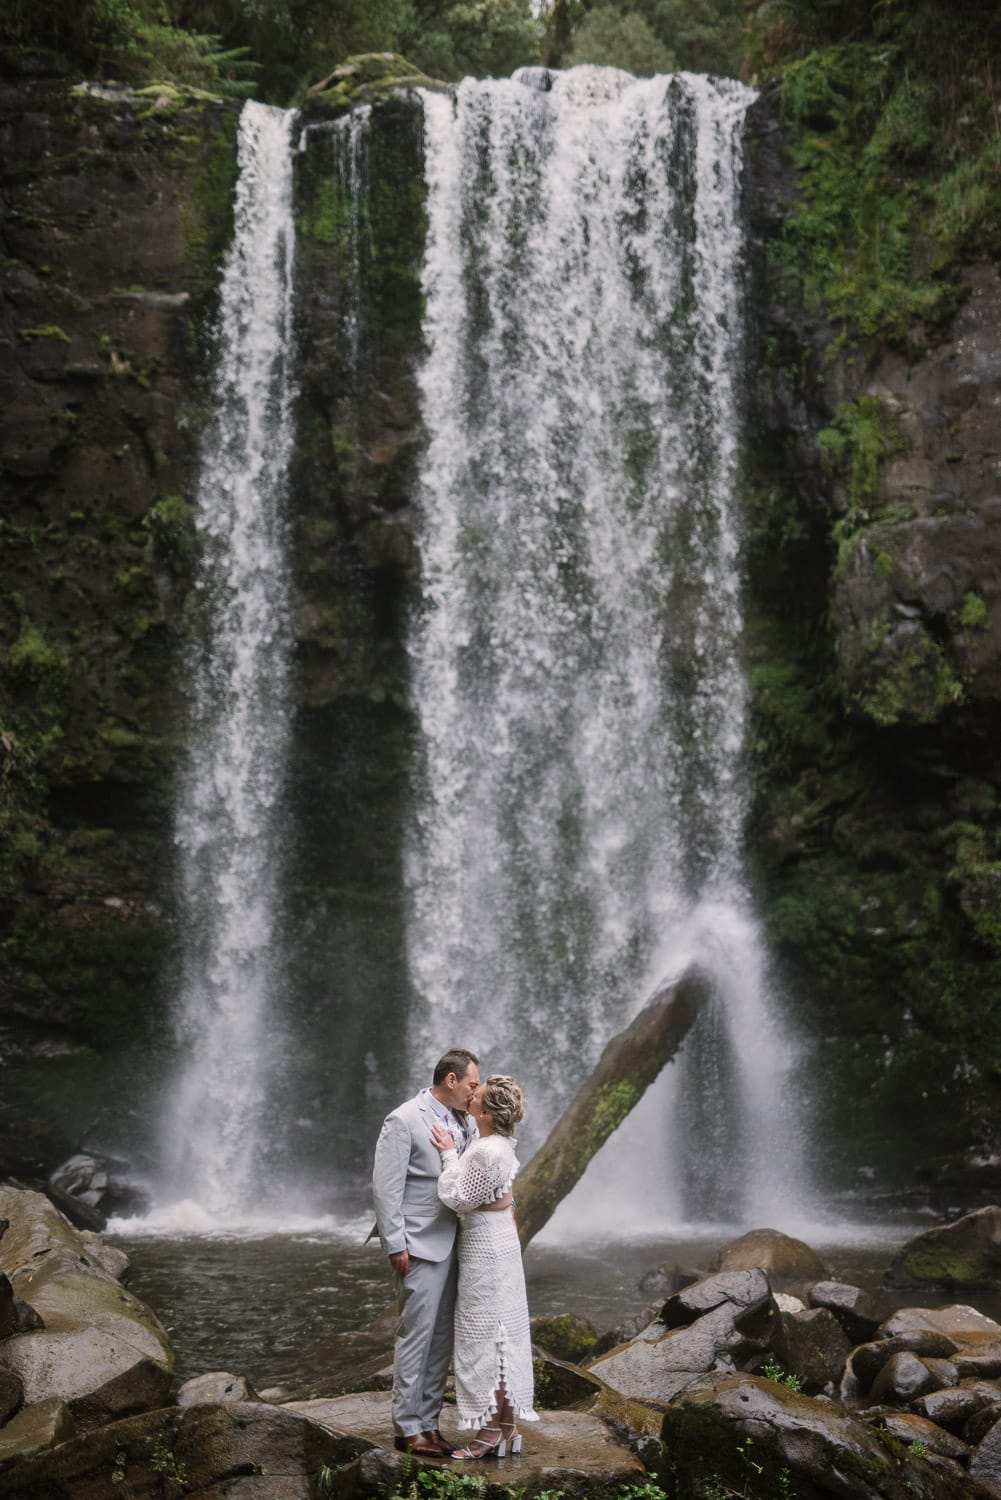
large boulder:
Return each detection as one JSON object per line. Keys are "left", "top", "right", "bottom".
{"left": 589, "top": 1301, "right": 766, "bottom": 1402}
{"left": 0, "top": 1188, "right": 172, "bottom": 1431}
{"left": 810, "top": 1280, "right": 888, "bottom": 1344}
{"left": 770, "top": 1307, "right": 853, "bottom": 1391}
{"left": 177, "top": 1372, "right": 261, "bottom": 1408}
{"left": 913, "top": 1385, "right": 984, "bottom": 1432}
{"left": 0, "top": 1370, "right": 23, "bottom": 1428}
{"left": 715, "top": 1228, "right": 827, "bottom": 1288}
{"left": 0, "top": 1399, "right": 75, "bottom": 1472}
{"left": 885, "top": 1208, "right": 1001, "bottom": 1293}
{"left": 971, "top": 1410, "right": 1001, "bottom": 1494}
{"left": 869, "top": 1412, "right": 969, "bottom": 1463}
{"left": 868, "top": 1350, "right": 940, "bottom": 1405}
{"left": 662, "top": 1372, "right": 990, "bottom": 1498}
{"left": 846, "top": 1332, "right": 961, "bottom": 1399}
{"left": 0, "top": 1401, "right": 369, "bottom": 1500}
{"left": 661, "top": 1268, "right": 772, "bottom": 1327}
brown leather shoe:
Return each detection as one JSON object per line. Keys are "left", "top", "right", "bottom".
{"left": 394, "top": 1433, "right": 446, "bottom": 1457}
{"left": 423, "top": 1429, "right": 454, "bottom": 1455}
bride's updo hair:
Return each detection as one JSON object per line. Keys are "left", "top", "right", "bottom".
{"left": 482, "top": 1075, "right": 525, "bottom": 1136}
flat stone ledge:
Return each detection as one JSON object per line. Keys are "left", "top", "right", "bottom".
{"left": 289, "top": 1390, "right": 645, "bottom": 1480}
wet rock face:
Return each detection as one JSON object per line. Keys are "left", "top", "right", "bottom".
{"left": 0, "top": 1188, "right": 173, "bottom": 1433}
{"left": 832, "top": 265, "right": 1001, "bottom": 723}
{"left": 0, "top": 67, "right": 242, "bottom": 1174}
{"left": 742, "top": 85, "right": 1001, "bottom": 1188}
{"left": 0, "top": 76, "right": 429, "bottom": 1179}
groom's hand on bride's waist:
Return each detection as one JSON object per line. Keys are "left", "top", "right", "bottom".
{"left": 389, "top": 1249, "right": 411, "bottom": 1277}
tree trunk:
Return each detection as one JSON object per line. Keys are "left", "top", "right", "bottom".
{"left": 515, "top": 968, "right": 711, "bottom": 1248}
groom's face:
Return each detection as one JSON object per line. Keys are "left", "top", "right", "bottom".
{"left": 448, "top": 1062, "right": 480, "bottom": 1111}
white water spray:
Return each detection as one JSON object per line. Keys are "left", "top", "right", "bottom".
{"left": 156, "top": 102, "right": 297, "bottom": 1222}
{"left": 408, "top": 70, "right": 807, "bottom": 1222}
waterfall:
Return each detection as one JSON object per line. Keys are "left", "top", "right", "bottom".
{"left": 156, "top": 101, "right": 297, "bottom": 1222}
{"left": 332, "top": 105, "right": 372, "bottom": 379}
{"left": 408, "top": 69, "right": 807, "bottom": 1224}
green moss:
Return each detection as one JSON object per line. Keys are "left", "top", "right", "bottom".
{"left": 773, "top": 44, "right": 969, "bottom": 345}
{"left": 955, "top": 590, "right": 990, "bottom": 633}
{"left": 903, "top": 1247, "right": 991, "bottom": 1285}
{"left": 7, "top": 619, "right": 68, "bottom": 686}
{"left": 588, "top": 1080, "right": 640, "bottom": 1144}
{"left": 531, "top": 1313, "right": 599, "bottom": 1363}
{"left": 17, "top": 323, "right": 70, "bottom": 343}
{"left": 852, "top": 625, "right": 964, "bottom": 728}
{"left": 143, "top": 493, "right": 195, "bottom": 568}
{"left": 826, "top": 396, "right": 904, "bottom": 528}
{"left": 182, "top": 109, "right": 240, "bottom": 308}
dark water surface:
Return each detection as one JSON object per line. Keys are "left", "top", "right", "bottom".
{"left": 113, "top": 1220, "right": 983, "bottom": 1394}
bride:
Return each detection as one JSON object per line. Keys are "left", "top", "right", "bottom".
{"left": 430, "top": 1074, "right": 539, "bottom": 1459}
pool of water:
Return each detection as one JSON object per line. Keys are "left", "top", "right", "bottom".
{"left": 112, "top": 1214, "right": 986, "bottom": 1396}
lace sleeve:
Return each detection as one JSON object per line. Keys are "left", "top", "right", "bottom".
{"left": 437, "top": 1141, "right": 510, "bottom": 1214}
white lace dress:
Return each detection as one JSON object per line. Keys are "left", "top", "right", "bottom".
{"left": 437, "top": 1134, "right": 539, "bottom": 1430}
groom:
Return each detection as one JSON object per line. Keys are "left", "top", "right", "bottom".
{"left": 372, "top": 1046, "right": 480, "bottom": 1455}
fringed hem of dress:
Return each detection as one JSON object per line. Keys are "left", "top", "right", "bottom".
{"left": 454, "top": 1317, "right": 540, "bottom": 1429}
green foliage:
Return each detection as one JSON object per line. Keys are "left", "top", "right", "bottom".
{"left": 852, "top": 622, "right": 964, "bottom": 729}
{"left": 754, "top": 4, "right": 1001, "bottom": 339}
{"left": 143, "top": 493, "right": 196, "bottom": 568}
{"left": 401, "top": 0, "right": 539, "bottom": 81}
{"left": 954, "top": 590, "right": 990, "bottom": 633}
{"left": 149, "top": 1427, "right": 188, "bottom": 1484}
{"left": 385, "top": 1462, "right": 486, "bottom": 1500}
{"left": 554, "top": 0, "right": 744, "bottom": 75}
{"left": 761, "top": 1358, "right": 802, "bottom": 1390}
{"left": 820, "top": 396, "right": 902, "bottom": 526}
{"left": 572, "top": 8, "right": 675, "bottom": 75}
{"left": 947, "top": 822, "right": 1001, "bottom": 955}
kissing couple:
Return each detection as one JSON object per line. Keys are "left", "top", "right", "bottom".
{"left": 372, "top": 1047, "right": 538, "bottom": 1460}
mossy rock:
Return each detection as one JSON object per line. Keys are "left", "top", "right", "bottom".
{"left": 885, "top": 1206, "right": 1001, "bottom": 1292}
{"left": 531, "top": 1312, "right": 600, "bottom": 1363}
{"left": 302, "top": 53, "right": 436, "bottom": 120}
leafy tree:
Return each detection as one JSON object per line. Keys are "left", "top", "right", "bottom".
{"left": 399, "top": 0, "right": 540, "bottom": 80}
{"left": 572, "top": 7, "right": 675, "bottom": 74}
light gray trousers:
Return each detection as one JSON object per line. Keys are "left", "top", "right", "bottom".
{"left": 392, "top": 1253, "right": 458, "bottom": 1436}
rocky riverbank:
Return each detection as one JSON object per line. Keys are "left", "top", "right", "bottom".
{"left": 8, "top": 1185, "right": 1001, "bottom": 1497}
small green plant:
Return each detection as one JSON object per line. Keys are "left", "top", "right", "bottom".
{"left": 149, "top": 1428, "right": 188, "bottom": 1485}
{"left": 907, "top": 1438, "right": 928, "bottom": 1458}
{"left": 761, "top": 1358, "right": 802, "bottom": 1391}
{"left": 736, "top": 1437, "right": 764, "bottom": 1475}
{"left": 110, "top": 1446, "right": 127, "bottom": 1485}
{"left": 617, "top": 1486, "right": 669, "bottom": 1500}
{"left": 956, "top": 591, "right": 990, "bottom": 632}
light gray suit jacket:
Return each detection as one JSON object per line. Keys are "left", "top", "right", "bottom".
{"left": 372, "top": 1093, "right": 477, "bottom": 1262}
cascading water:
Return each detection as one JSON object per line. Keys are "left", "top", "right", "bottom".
{"left": 155, "top": 101, "right": 298, "bottom": 1223}
{"left": 407, "top": 69, "right": 808, "bottom": 1225}
{"left": 332, "top": 105, "right": 372, "bottom": 378}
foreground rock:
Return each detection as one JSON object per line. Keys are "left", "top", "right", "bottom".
{"left": 663, "top": 1373, "right": 992, "bottom": 1498}
{"left": 886, "top": 1207, "right": 1001, "bottom": 1293}
{"left": 290, "top": 1391, "right": 645, "bottom": 1493}
{"left": 0, "top": 1401, "right": 369, "bottom": 1500}
{"left": 0, "top": 1188, "right": 172, "bottom": 1437}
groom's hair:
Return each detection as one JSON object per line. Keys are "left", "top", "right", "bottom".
{"left": 433, "top": 1047, "right": 479, "bottom": 1085}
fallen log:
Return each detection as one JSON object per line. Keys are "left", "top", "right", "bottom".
{"left": 515, "top": 967, "right": 711, "bottom": 1248}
